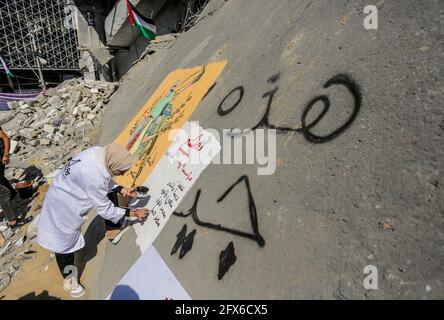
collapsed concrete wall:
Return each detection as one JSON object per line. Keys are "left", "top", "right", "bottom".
{"left": 108, "top": 0, "right": 204, "bottom": 79}
{"left": 76, "top": 0, "right": 208, "bottom": 80}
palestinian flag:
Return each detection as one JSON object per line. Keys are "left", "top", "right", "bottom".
{"left": 0, "top": 56, "right": 14, "bottom": 78}
{"left": 125, "top": 0, "right": 157, "bottom": 40}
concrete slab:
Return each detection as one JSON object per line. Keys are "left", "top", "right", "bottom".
{"left": 95, "top": 0, "right": 444, "bottom": 299}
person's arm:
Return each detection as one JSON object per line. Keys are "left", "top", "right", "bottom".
{"left": 0, "top": 129, "right": 11, "bottom": 165}
{"left": 109, "top": 180, "right": 137, "bottom": 198}
{"left": 88, "top": 183, "right": 148, "bottom": 223}
{"left": 109, "top": 185, "right": 147, "bottom": 220}
{"left": 87, "top": 183, "right": 127, "bottom": 224}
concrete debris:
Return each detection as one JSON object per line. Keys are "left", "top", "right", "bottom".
{"left": 0, "top": 226, "right": 37, "bottom": 292}
{"left": 6, "top": 101, "right": 18, "bottom": 110}
{"left": 2, "top": 79, "right": 119, "bottom": 176}
{"left": 9, "top": 140, "right": 18, "bottom": 154}
{"left": 0, "top": 272, "right": 11, "bottom": 292}
{"left": 130, "top": 33, "right": 178, "bottom": 68}
{"left": 44, "top": 254, "right": 55, "bottom": 272}
{"left": 26, "top": 214, "right": 40, "bottom": 240}
{"left": 150, "top": 33, "right": 178, "bottom": 44}
{"left": 14, "top": 235, "right": 26, "bottom": 247}
{"left": 0, "top": 111, "right": 15, "bottom": 126}
{"left": 0, "top": 241, "right": 12, "bottom": 257}
{"left": 1, "top": 228, "right": 14, "bottom": 240}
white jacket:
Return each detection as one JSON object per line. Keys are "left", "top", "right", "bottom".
{"left": 37, "top": 146, "right": 126, "bottom": 254}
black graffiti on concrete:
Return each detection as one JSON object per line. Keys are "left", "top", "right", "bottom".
{"left": 171, "top": 224, "right": 197, "bottom": 259}
{"left": 173, "top": 175, "right": 266, "bottom": 247}
{"left": 217, "top": 86, "right": 244, "bottom": 115}
{"left": 202, "top": 82, "right": 217, "bottom": 100}
{"left": 218, "top": 242, "right": 237, "bottom": 280}
{"left": 217, "top": 73, "right": 362, "bottom": 143}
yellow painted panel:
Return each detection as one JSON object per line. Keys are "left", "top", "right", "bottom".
{"left": 113, "top": 60, "right": 227, "bottom": 187}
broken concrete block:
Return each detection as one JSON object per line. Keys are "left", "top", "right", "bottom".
{"left": 34, "top": 94, "right": 46, "bottom": 104}
{"left": 28, "top": 140, "right": 39, "bottom": 147}
{"left": 23, "top": 118, "right": 34, "bottom": 127}
{"left": 78, "top": 106, "right": 92, "bottom": 114}
{"left": 74, "top": 121, "right": 93, "bottom": 136}
{"left": 6, "top": 130, "right": 16, "bottom": 137}
{"left": 0, "top": 111, "right": 15, "bottom": 125}
{"left": 20, "top": 129, "right": 37, "bottom": 140}
{"left": 19, "top": 108, "right": 33, "bottom": 114}
{"left": 32, "top": 118, "right": 51, "bottom": 129}
{"left": 48, "top": 96, "right": 61, "bottom": 107}
{"left": 65, "top": 128, "right": 74, "bottom": 136}
{"left": 66, "top": 91, "right": 81, "bottom": 113}
{"left": 9, "top": 140, "right": 18, "bottom": 154}
{"left": 6, "top": 101, "right": 18, "bottom": 110}
{"left": 72, "top": 106, "right": 79, "bottom": 116}
{"left": 92, "top": 101, "right": 103, "bottom": 113}
{"left": 40, "top": 139, "right": 51, "bottom": 146}
{"left": 58, "top": 124, "right": 67, "bottom": 134}
{"left": 47, "top": 108, "right": 58, "bottom": 117}
{"left": 43, "top": 124, "right": 56, "bottom": 134}
{"left": 57, "top": 87, "right": 69, "bottom": 94}
{"left": 54, "top": 133, "right": 65, "bottom": 143}
{"left": 27, "top": 214, "right": 40, "bottom": 240}
{"left": 44, "top": 87, "right": 57, "bottom": 96}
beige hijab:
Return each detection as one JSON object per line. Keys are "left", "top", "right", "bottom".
{"left": 100, "top": 143, "right": 133, "bottom": 174}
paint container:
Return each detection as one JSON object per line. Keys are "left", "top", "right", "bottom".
{"left": 135, "top": 186, "right": 149, "bottom": 199}
{"left": 15, "top": 181, "right": 33, "bottom": 199}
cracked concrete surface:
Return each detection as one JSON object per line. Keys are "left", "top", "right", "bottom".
{"left": 90, "top": 0, "right": 443, "bottom": 299}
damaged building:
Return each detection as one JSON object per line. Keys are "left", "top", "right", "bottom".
{"left": 0, "top": 0, "right": 209, "bottom": 95}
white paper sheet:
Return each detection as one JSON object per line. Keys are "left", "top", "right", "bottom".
{"left": 107, "top": 245, "right": 190, "bottom": 300}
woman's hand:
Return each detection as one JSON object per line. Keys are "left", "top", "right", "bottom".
{"left": 129, "top": 208, "right": 149, "bottom": 221}
{"left": 121, "top": 187, "right": 137, "bottom": 198}
{"left": 2, "top": 154, "right": 10, "bottom": 165}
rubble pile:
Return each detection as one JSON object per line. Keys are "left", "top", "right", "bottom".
{"left": 0, "top": 230, "right": 34, "bottom": 293}
{"left": 1, "top": 79, "right": 119, "bottom": 175}
{"left": 0, "top": 78, "right": 120, "bottom": 293}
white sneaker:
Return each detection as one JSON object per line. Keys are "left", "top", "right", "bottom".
{"left": 63, "top": 277, "right": 86, "bottom": 298}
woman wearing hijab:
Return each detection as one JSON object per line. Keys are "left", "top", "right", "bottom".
{"left": 37, "top": 143, "right": 148, "bottom": 298}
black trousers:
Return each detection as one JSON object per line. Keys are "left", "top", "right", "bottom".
{"left": 0, "top": 185, "right": 15, "bottom": 221}
{"left": 55, "top": 252, "right": 75, "bottom": 279}
{"left": 0, "top": 163, "right": 17, "bottom": 199}
{"left": 54, "top": 191, "right": 124, "bottom": 278}
{"left": 105, "top": 191, "right": 124, "bottom": 229}
{"left": 0, "top": 163, "right": 18, "bottom": 221}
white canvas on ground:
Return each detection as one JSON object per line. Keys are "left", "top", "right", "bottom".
{"left": 129, "top": 121, "right": 221, "bottom": 253}
{"left": 107, "top": 245, "right": 190, "bottom": 300}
